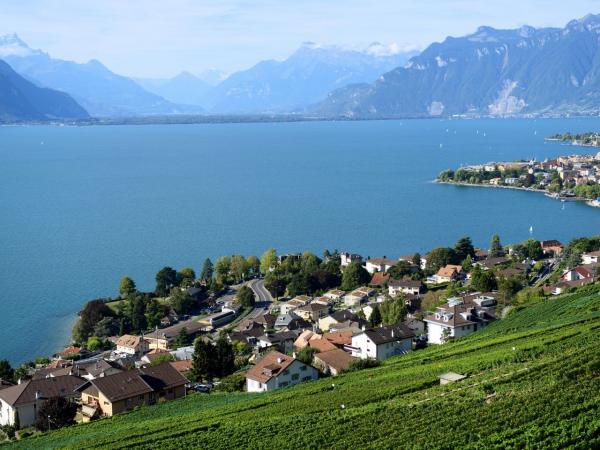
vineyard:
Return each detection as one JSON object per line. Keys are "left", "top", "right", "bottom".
{"left": 8, "top": 287, "right": 600, "bottom": 449}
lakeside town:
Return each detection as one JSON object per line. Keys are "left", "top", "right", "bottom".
{"left": 437, "top": 148, "right": 600, "bottom": 207}
{"left": 1, "top": 232, "right": 599, "bottom": 440}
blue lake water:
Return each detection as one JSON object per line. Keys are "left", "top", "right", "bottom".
{"left": 1, "top": 118, "right": 600, "bottom": 363}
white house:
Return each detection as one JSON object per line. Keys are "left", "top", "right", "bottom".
{"left": 349, "top": 325, "right": 414, "bottom": 361}
{"left": 365, "top": 257, "right": 396, "bottom": 274}
{"left": 429, "top": 265, "right": 465, "bottom": 284}
{"left": 424, "top": 302, "right": 496, "bottom": 344}
{"left": 0, "top": 376, "right": 83, "bottom": 428}
{"left": 116, "top": 334, "right": 148, "bottom": 356}
{"left": 323, "top": 289, "right": 346, "bottom": 301}
{"left": 280, "top": 296, "right": 311, "bottom": 315}
{"left": 582, "top": 251, "right": 600, "bottom": 265}
{"left": 388, "top": 278, "right": 424, "bottom": 297}
{"left": 246, "top": 351, "right": 318, "bottom": 392}
{"left": 340, "top": 252, "right": 362, "bottom": 268}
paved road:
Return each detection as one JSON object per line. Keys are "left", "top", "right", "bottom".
{"left": 247, "top": 279, "right": 273, "bottom": 318}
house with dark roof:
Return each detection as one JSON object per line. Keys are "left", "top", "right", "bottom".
{"left": 257, "top": 331, "right": 298, "bottom": 353}
{"left": 246, "top": 351, "right": 318, "bottom": 392}
{"left": 318, "top": 309, "right": 362, "bottom": 332}
{"left": 313, "top": 349, "right": 356, "bottom": 376}
{"left": 424, "top": 301, "right": 496, "bottom": 344}
{"left": 388, "top": 278, "right": 424, "bottom": 297}
{"left": 76, "top": 362, "right": 187, "bottom": 420}
{"left": 0, "top": 375, "right": 84, "bottom": 428}
{"left": 294, "top": 302, "right": 330, "bottom": 322}
{"left": 350, "top": 325, "right": 414, "bottom": 361}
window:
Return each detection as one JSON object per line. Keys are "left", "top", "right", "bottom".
{"left": 291, "top": 373, "right": 299, "bottom": 381}
{"left": 283, "top": 369, "right": 289, "bottom": 375}
{"left": 139, "top": 395, "right": 144, "bottom": 401}
{"left": 104, "top": 401, "right": 109, "bottom": 405}
{"left": 300, "top": 365, "right": 307, "bottom": 371}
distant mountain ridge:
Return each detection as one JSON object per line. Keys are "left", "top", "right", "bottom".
{"left": 312, "top": 14, "right": 600, "bottom": 118}
{"left": 201, "top": 42, "right": 417, "bottom": 113}
{"left": 0, "top": 58, "right": 88, "bottom": 122}
{"left": 0, "top": 34, "right": 202, "bottom": 117}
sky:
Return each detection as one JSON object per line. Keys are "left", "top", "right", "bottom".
{"left": 1, "top": 0, "right": 600, "bottom": 78}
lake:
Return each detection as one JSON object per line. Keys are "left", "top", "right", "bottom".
{"left": 1, "top": 118, "right": 600, "bottom": 363}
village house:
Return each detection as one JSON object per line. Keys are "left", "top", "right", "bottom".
{"left": 116, "top": 334, "right": 149, "bottom": 356}
{"left": 340, "top": 252, "right": 362, "bottom": 268}
{"left": 398, "top": 254, "right": 427, "bottom": 270}
{"left": 74, "top": 359, "right": 123, "bottom": 380}
{"left": 313, "top": 349, "right": 356, "bottom": 376}
{"left": 294, "top": 302, "right": 330, "bottom": 322}
{"left": 561, "top": 265, "right": 596, "bottom": 282}
{"left": 318, "top": 310, "right": 362, "bottom": 332}
{"left": 365, "top": 257, "right": 396, "bottom": 274}
{"left": 430, "top": 265, "right": 465, "bottom": 284}
{"left": 257, "top": 331, "right": 298, "bottom": 353}
{"left": 76, "top": 362, "right": 187, "bottom": 421}
{"left": 370, "top": 272, "right": 390, "bottom": 287}
{"left": 323, "top": 289, "right": 345, "bottom": 301}
{"left": 582, "top": 250, "right": 600, "bottom": 265}
{"left": 274, "top": 312, "right": 309, "bottom": 331}
{"left": 280, "top": 296, "right": 311, "bottom": 315}
{"left": 144, "top": 321, "right": 205, "bottom": 350}
{"left": 540, "top": 240, "right": 564, "bottom": 256}
{"left": 0, "top": 375, "right": 84, "bottom": 428}
{"left": 246, "top": 351, "right": 318, "bottom": 392}
{"left": 424, "top": 301, "right": 496, "bottom": 344}
{"left": 349, "top": 325, "right": 414, "bottom": 361}
{"left": 344, "top": 287, "right": 376, "bottom": 307}
{"left": 388, "top": 278, "right": 424, "bottom": 297}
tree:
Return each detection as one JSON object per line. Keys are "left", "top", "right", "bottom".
{"left": 246, "top": 255, "right": 260, "bottom": 277}
{"left": 175, "top": 327, "right": 189, "bottom": 348}
{"left": 145, "top": 298, "right": 164, "bottom": 329}
{"left": 341, "top": 261, "right": 370, "bottom": 291}
{"left": 119, "top": 276, "right": 136, "bottom": 298}
{"left": 462, "top": 255, "right": 473, "bottom": 273}
{"left": 426, "top": 247, "right": 458, "bottom": 273}
{"left": 215, "top": 336, "right": 235, "bottom": 378}
{"left": 524, "top": 239, "right": 543, "bottom": 260}
{"left": 387, "top": 260, "right": 414, "bottom": 279}
{"left": 260, "top": 248, "right": 278, "bottom": 275}
{"left": 497, "top": 276, "right": 523, "bottom": 306}
{"left": 170, "top": 288, "right": 196, "bottom": 315}
{"left": 0, "top": 360, "right": 14, "bottom": 382}
{"left": 93, "top": 317, "right": 119, "bottom": 338}
{"left": 489, "top": 234, "right": 504, "bottom": 257}
{"left": 310, "top": 270, "right": 340, "bottom": 292}
{"left": 264, "top": 274, "right": 286, "bottom": 298}
{"left": 150, "top": 353, "right": 174, "bottom": 366}
{"left": 177, "top": 268, "right": 196, "bottom": 288}
{"left": 200, "top": 258, "right": 214, "bottom": 282}
{"left": 86, "top": 336, "right": 103, "bottom": 351}
{"left": 72, "top": 299, "right": 115, "bottom": 344}
{"left": 454, "top": 236, "right": 475, "bottom": 262}
{"left": 287, "top": 272, "right": 311, "bottom": 296}
{"left": 369, "top": 304, "right": 382, "bottom": 327}
{"left": 35, "top": 397, "right": 77, "bottom": 431}
{"left": 300, "top": 252, "right": 321, "bottom": 274}
{"left": 565, "top": 250, "right": 582, "bottom": 269}
{"left": 155, "top": 267, "right": 178, "bottom": 296}
{"left": 379, "top": 297, "right": 406, "bottom": 325}
{"left": 412, "top": 253, "right": 422, "bottom": 268}
{"left": 192, "top": 339, "right": 217, "bottom": 382}
{"left": 297, "top": 346, "right": 319, "bottom": 365}
{"left": 236, "top": 285, "right": 256, "bottom": 308}
{"left": 129, "top": 295, "right": 147, "bottom": 333}
{"left": 470, "top": 266, "right": 497, "bottom": 292}
{"left": 214, "top": 256, "right": 232, "bottom": 284}
{"left": 230, "top": 255, "right": 249, "bottom": 282}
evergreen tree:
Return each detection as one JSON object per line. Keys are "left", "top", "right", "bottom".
{"left": 412, "top": 253, "right": 422, "bottom": 268}
{"left": 130, "top": 295, "right": 147, "bottom": 333}
{"left": 175, "top": 327, "right": 189, "bottom": 348}
{"left": 215, "top": 336, "right": 235, "bottom": 378}
{"left": 454, "top": 236, "right": 475, "bottom": 261}
{"left": 0, "top": 359, "right": 14, "bottom": 382}
{"left": 192, "top": 338, "right": 216, "bottom": 382}
{"left": 236, "top": 285, "right": 256, "bottom": 308}
{"left": 200, "top": 258, "right": 214, "bottom": 282}
{"left": 489, "top": 234, "right": 504, "bottom": 257}
{"left": 155, "top": 267, "right": 178, "bottom": 296}
{"left": 369, "top": 304, "right": 382, "bottom": 327}
{"left": 36, "top": 397, "right": 77, "bottom": 431}
{"left": 119, "top": 276, "right": 136, "bottom": 298}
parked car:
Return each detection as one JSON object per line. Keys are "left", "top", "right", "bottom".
{"left": 193, "top": 384, "right": 211, "bottom": 393}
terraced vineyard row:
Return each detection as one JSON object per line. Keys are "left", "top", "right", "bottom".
{"left": 9, "top": 288, "right": 600, "bottom": 449}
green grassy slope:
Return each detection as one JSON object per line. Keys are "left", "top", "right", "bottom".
{"left": 9, "top": 285, "right": 600, "bottom": 449}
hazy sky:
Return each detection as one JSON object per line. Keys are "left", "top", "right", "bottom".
{"left": 1, "top": 0, "right": 600, "bottom": 78}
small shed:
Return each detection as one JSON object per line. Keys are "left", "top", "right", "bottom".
{"left": 439, "top": 372, "right": 467, "bottom": 385}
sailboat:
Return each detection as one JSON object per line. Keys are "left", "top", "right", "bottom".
{"left": 529, "top": 225, "right": 534, "bottom": 235}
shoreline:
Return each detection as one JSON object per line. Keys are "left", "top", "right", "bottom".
{"left": 435, "top": 180, "right": 599, "bottom": 208}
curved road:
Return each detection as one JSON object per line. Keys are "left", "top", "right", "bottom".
{"left": 247, "top": 279, "right": 273, "bottom": 318}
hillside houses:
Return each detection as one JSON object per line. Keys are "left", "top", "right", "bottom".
{"left": 424, "top": 300, "right": 497, "bottom": 344}
{"left": 246, "top": 351, "right": 318, "bottom": 392}
{"left": 349, "top": 325, "right": 415, "bottom": 361}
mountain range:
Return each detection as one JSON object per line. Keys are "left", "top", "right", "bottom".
{"left": 0, "top": 58, "right": 87, "bottom": 121}
{"left": 0, "top": 34, "right": 202, "bottom": 117}
{"left": 312, "top": 14, "right": 600, "bottom": 118}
